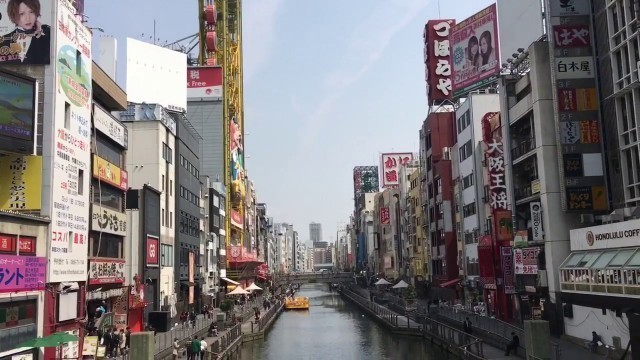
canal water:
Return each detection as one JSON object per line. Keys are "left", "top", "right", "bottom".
{"left": 238, "top": 284, "right": 441, "bottom": 360}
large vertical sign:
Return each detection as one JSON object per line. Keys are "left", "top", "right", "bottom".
{"left": 49, "top": 0, "right": 92, "bottom": 282}
{"left": 424, "top": 19, "right": 455, "bottom": 103}
{"left": 450, "top": 4, "right": 500, "bottom": 98}
{"left": 546, "top": 0, "right": 608, "bottom": 213}
{"left": 353, "top": 166, "right": 379, "bottom": 204}
{"left": 380, "top": 153, "right": 413, "bottom": 189}
{"left": 501, "top": 247, "right": 515, "bottom": 294}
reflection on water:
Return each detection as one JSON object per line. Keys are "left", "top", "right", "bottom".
{"left": 239, "top": 284, "right": 440, "bottom": 360}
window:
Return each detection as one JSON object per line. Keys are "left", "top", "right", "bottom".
{"left": 90, "top": 233, "right": 123, "bottom": 258}
{"left": 459, "top": 140, "right": 473, "bottom": 161}
{"left": 170, "top": 180, "right": 173, "bottom": 196}
{"left": 75, "top": 50, "right": 82, "bottom": 75}
{"left": 92, "top": 180, "right": 123, "bottom": 210}
{"left": 169, "top": 211, "right": 173, "bottom": 228}
{"left": 95, "top": 135, "right": 124, "bottom": 167}
{"left": 161, "top": 244, "right": 174, "bottom": 267}
{"left": 162, "top": 142, "right": 173, "bottom": 164}
{"left": 213, "top": 214, "right": 220, "bottom": 228}
{"left": 162, "top": 209, "right": 165, "bottom": 226}
{"left": 64, "top": 102, "right": 71, "bottom": 129}
{"left": 78, "top": 169, "right": 84, "bottom": 195}
{"left": 462, "top": 172, "right": 474, "bottom": 189}
{"left": 463, "top": 202, "right": 477, "bottom": 217}
{"left": 162, "top": 175, "right": 165, "bottom": 191}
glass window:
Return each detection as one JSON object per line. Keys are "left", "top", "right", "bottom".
{"left": 92, "top": 180, "right": 123, "bottom": 210}
{"left": 626, "top": 250, "right": 640, "bottom": 267}
{"left": 574, "top": 252, "right": 598, "bottom": 268}
{"left": 95, "top": 135, "right": 123, "bottom": 167}
{"left": 591, "top": 251, "right": 617, "bottom": 269}
{"left": 610, "top": 249, "right": 636, "bottom": 267}
{"left": 90, "top": 233, "right": 123, "bottom": 258}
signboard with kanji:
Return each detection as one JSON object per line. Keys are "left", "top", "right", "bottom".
{"left": 424, "top": 19, "right": 455, "bottom": 103}
{"left": 379, "top": 207, "right": 390, "bottom": 225}
{"left": 514, "top": 248, "right": 540, "bottom": 275}
{"left": 0, "top": 255, "right": 46, "bottom": 293}
{"left": 88, "top": 259, "right": 125, "bottom": 285}
{"left": 380, "top": 153, "right": 413, "bottom": 189}
{"left": 501, "top": 247, "right": 515, "bottom": 294}
{"left": 353, "top": 166, "right": 379, "bottom": 205}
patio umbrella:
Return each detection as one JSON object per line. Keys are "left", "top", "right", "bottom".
{"left": 227, "top": 286, "right": 250, "bottom": 295}
{"left": 246, "top": 283, "right": 263, "bottom": 291}
{"left": 17, "top": 332, "right": 79, "bottom": 348}
{"left": 392, "top": 280, "right": 409, "bottom": 289}
{"left": 374, "top": 278, "right": 392, "bottom": 286}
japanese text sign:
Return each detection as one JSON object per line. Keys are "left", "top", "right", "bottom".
{"left": 514, "top": 248, "right": 540, "bottom": 275}
{"left": 0, "top": 255, "right": 46, "bottom": 293}
{"left": 424, "top": 19, "right": 455, "bottom": 102}
{"left": 380, "top": 207, "right": 390, "bottom": 225}
{"left": 501, "top": 247, "right": 515, "bottom": 294}
{"left": 91, "top": 204, "right": 127, "bottom": 237}
{"left": 187, "top": 66, "right": 223, "bottom": 99}
{"left": 553, "top": 24, "right": 591, "bottom": 48}
{"left": 146, "top": 236, "right": 159, "bottom": 267}
{"left": 92, "top": 155, "right": 128, "bottom": 191}
{"left": 89, "top": 259, "right": 125, "bottom": 285}
{"left": 482, "top": 112, "right": 507, "bottom": 211}
{"left": 380, "top": 153, "right": 413, "bottom": 188}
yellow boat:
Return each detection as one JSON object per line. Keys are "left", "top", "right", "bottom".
{"left": 284, "top": 297, "right": 310, "bottom": 310}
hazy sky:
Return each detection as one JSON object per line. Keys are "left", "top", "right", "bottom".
{"left": 86, "top": 0, "right": 494, "bottom": 243}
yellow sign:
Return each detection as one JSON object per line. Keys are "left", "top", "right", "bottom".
{"left": 92, "top": 155, "right": 128, "bottom": 190}
{"left": 0, "top": 155, "right": 42, "bottom": 211}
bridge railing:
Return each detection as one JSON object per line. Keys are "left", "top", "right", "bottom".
{"left": 246, "top": 299, "right": 284, "bottom": 334}
{"left": 274, "top": 272, "right": 353, "bottom": 284}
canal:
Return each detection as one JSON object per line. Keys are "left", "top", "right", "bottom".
{"left": 238, "top": 284, "right": 441, "bottom": 360}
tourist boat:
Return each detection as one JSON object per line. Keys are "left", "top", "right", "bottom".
{"left": 284, "top": 297, "right": 310, "bottom": 310}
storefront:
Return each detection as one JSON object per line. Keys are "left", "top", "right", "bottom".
{"left": 560, "top": 219, "right": 640, "bottom": 352}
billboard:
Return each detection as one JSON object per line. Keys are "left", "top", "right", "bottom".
{"left": 380, "top": 153, "right": 413, "bottom": 188}
{"left": 0, "top": 0, "right": 52, "bottom": 64}
{"left": 0, "top": 70, "right": 38, "bottom": 154}
{"left": 187, "top": 66, "right": 222, "bottom": 99}
{"left": 424, "top": 19, "right": 455, "bottom": 103}
{"left": 91, "top": 204, "right": 127, "bottom": 237}
{"left": 230, "top": 114, "right": 245, "bottom": 230}
{"left": 92, "top": 155, "right": 128, "bottom": 190}
{"left": 146, "top": 235, "right": 159, "bottom": 266}
{"left": 88, "top": 259, "right": 125, "bottom": 285}
{"left": 546, "top": 0, "right": 608, "bottom": 213}
{"left": 49, "top": 0, "right": 92, "bottom": 282}
{"left": 0, "top": 155, "right": 41, "bottom": 210}
{"left": 353, "top": 166, "right": 379, "bottom": 204}
{"left": 93, "top": 104, "right": 127, "bottom": 148}
{"left": 0, "top": 254, "right": 45, "bottom": 293}
{"left": 126, "top": 38, "right": 187, "bottom": 112}
{"left": 450, "top": 4, "right": 500, "bottom": 98}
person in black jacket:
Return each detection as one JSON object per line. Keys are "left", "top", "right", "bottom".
{"left": 505, "top": 332, "right": 520, "bottom": 356}
{"left": 0, "top": 0, "right": 51, "bottom": 64}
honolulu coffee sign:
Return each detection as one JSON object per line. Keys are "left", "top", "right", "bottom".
{"left": 571, "top": 219, "right": 640, "bottom": 251}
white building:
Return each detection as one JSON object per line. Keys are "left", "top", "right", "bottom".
{"left": 455, "top": 91, "right": 500, "bottom": 295}
{"left": 399, "top": 161, "right": 419, "bottom": 278}
{"left": 123, "top": 103, "right": 178, "bottom": 301}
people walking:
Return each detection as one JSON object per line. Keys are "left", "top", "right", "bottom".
{"left": 505, "top": 332, "right": 520, "bottom": 356}
{"left": 463, "top": 317, "right": 472, "bottom": 334}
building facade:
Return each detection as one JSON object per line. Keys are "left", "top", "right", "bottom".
{"left": 309, "top": 222, "right": 322, "bottom": 243}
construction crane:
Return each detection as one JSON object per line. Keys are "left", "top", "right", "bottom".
{"left": 198, "top": 0, "right": 245, "bottom": 254}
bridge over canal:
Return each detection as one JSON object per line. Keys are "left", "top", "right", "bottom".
{"left": 274, "top": 272, "right": 353, "bottom": 285}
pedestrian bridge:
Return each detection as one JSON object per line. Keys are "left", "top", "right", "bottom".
{"left": 275, "top": 272, "right": 353, "bottom": 285}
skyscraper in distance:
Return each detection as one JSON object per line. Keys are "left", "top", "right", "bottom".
{"left": 309, "top": 222, "right": 322, "bottom": 243}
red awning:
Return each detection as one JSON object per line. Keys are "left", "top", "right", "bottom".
{"left": 440, "top": 278, "right": 461, "bottom": 288}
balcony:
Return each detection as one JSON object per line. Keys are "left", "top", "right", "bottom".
{"left": 511, "top": 138, "right": 535, "bottom": 162}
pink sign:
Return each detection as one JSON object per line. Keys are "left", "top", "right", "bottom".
{"left": 0, "top": 255, "right": 46, "bottom": 293}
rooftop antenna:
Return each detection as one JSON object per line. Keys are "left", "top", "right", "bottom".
{"left": 437, "top": 0, "right": 441, "bottom": 17}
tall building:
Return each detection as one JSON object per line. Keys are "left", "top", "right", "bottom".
{"left": 309, "top": 222, "right": 322, "bottom": 243}
{"left": 175, "top": 113, "right": 204, "bottom": 314}
{"left": 206, "top": 180, "right": 226, "bottom": 305}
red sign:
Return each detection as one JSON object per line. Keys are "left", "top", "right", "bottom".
{"left": 187, "top": 66, "right": 223, "bottom": 99}
{"left": 89, "top": 259, "right": 125, "bottom": 285}
{"left": 230, "top": 210, "right": 243, "bottom": 229}
{"left": 424, "top": 19, "right": 455, "bottom": 103}
{"left": 553, "top": 24, "right": 590, "bottom": 48}
{"left": 379, "top": 207, "right": 390, "bottom": 225}
{"left": 501, "top": 247, "right": 515, "bottom": 294}
{"left": 18, "top": 237, "right": 35, "bottom": 254}
{"left": 0, "top": 234, "right": 16, "bottom": 252}
{"left": 494, "top": 210, "right": 513, "bottom": 243}
{"left": 228, "top": 246, "right": 258, "bottom": 262}
{"left": 146, "top": 236, "right": 159, "bottom": 266}
{"left": 380, "top": 153, "right": 413, "bottom": 188}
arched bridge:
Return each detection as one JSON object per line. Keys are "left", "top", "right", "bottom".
{"left": 274, "top": 272, "right": 353, "bottom": 285}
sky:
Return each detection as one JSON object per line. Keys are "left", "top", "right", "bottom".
{"left": 86, "top": 0, "right": 495, "bottom": 244}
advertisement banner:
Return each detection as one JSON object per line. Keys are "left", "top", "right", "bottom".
{"left": 547, "top": 0, "right": 608, "bottom": 213}
{"left": 530, "top": 202, "right": 543, "bottom": 241}
{"left": 93, "top": 104, "right": 127, "bottom": 148}
{"left": 450, "top": 4, "right": 500, "bottom": 98}
{"left": 0, "top": 70, "right": 37, "bottom": 154}
{"left": 0, "top": 254, "right": 46, "bottom": 293}
{"left": 353, "top": 166, "right": 379, "bottom": 205}
{"left": 501, "top": 247, "right": 515, "bottom": 294}
{"left": 380, "top": 153, "right": 413, "bottom": 188}
{"left": 424, "top": 19, "right": 455, "bottom": 102}
{"left": 230, "top": 209, "right": 243, "bottom": 229}
{"left": 230, "top": 115, "right": 245, "bottom": 209}
{"left": 379, "top": 207, "right": 390, "bottom": 225}
{"left": 482, "top": 112, "right": 507, "bottom": 211}
{"left": 187, "top": 66, "right": 222, "bottom": 99}
{"left": 92, "top": 155, "right": 128, "bottom": 190}
{"left": 0, "top": 155, "right": 41, "bottom": 210}
{"left": 188, "top": 252, "right": 194, "bottom": 304}
{"left": 514, "top": 248, "right": 539, "bottom": 275}
{"left": 91, "top": 204, "right": 127, "bottom": 237}
{"left": 49, "top": 0, "right": 92, "bottom": 282}
{"left": 88, "top": 259, "right": 125, "bottom": 285}
{"left": 228, "top": 246, "right": 257, "bottom": 262}
{"left": 0, "top": 0, "right": 52, "bottom": 64}
{"left": 569, "top": 218, "right": 640, "bottom": 251}
{"left": 146, "top": 236, "right": 159, "bottom": 267}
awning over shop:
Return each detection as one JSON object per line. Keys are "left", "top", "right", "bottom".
{"left": 440, "top": 278, "right": 461, "bottom": 288}
{"left": 559, "top": 247, "right": 640, "bottom": 297}
{"left": 221, "top": 277, "right": 240, "bottom": 285}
